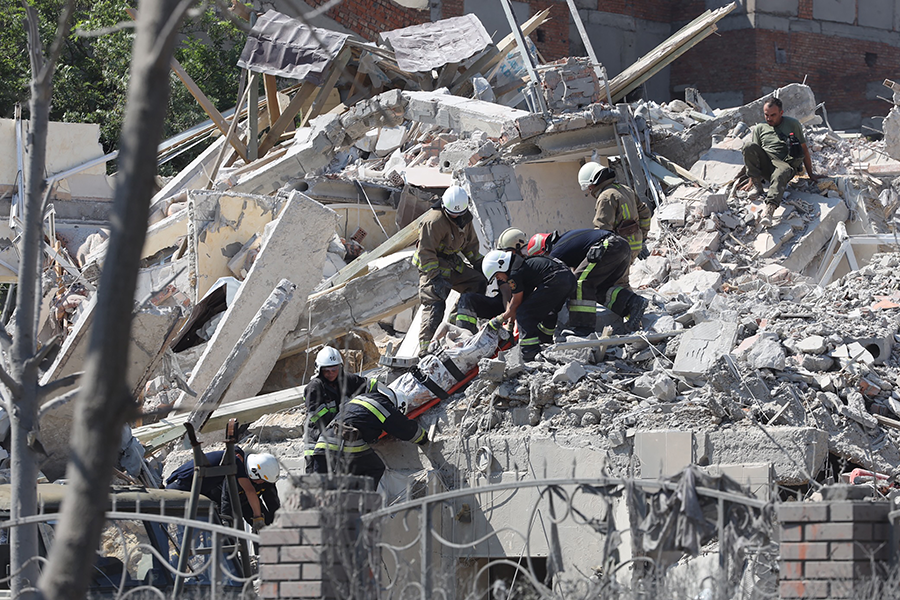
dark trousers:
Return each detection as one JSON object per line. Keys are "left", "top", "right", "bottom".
{"left": 311, "top": 451, "right": 387, "bottom": 488}
{"left": 569, "top": 236, "right": 638, "bottom": 329}
{"left": 742, "top": 142, "right": 798, "bottom": 207}
{"left": 455, "top": 293, "right": 504, "bottom": 332}
{"left": 418, "top": 264, "right": 486, "bottom": 351}
{"left": 518, "top": 270, "right": 576, "bottom": 354}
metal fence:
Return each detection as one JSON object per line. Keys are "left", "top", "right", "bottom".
{"left": 0, "top": 508, "right": 259, "bottom": 599}
{"left": 361, "top": 473, "right": 776, "bottom": 600}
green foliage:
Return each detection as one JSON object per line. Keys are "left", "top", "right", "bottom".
{"left": 0, "top": 0, "right": 245, "bottom": 174}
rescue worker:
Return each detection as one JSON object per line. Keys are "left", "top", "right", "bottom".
{"left": 166, "top": 449, "right": 280, "bottom": 533}
{"left": 481, "top": 249, "right": 576, "bottom": 361}
{"left": 526, "top": 230, "right": 648, "bottom": 334}
{"left": 578, "top": 162, "right": 652, "bottom": 287}
{"left": 412, "top": 185, "right": 486, "bottom": 356}
{"left": 311, "top": 386, "right": 428, "bottom": 487}
{"left": 454, "top": 227, "right": 526, "bottom": 333}
{"left": 304, "top": 346, "right": 377, "bottom": 473}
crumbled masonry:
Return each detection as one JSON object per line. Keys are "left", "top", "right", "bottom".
{"left": 5, "top": 7, "right": 900, "bottom": 595}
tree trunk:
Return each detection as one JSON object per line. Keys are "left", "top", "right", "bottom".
{"left": 38, "top": 1, "right": 185, "bottom": 598}
{"left": 9, "top": 2, "right": 71, "bottom": 595}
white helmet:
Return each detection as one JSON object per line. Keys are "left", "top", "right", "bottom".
{"left": 577, "top": 162, "right": 613, "bottom": 191}
{"left": 315, "top": 346, "right": 342, "bottom": 370}
{"left": 379, "top": 384, "right": 409, "bottom": 414}
{"left": 442, "top": 186, "right": 469, "bottom": 215}
{"left": 246, "top": 453, "right": 279, "bottom": 482}
{"left": 482, "top": 250, "right": 513, "bottom": 282}
{"left": 497, "top": 227, "right": 527, "bottom": 252}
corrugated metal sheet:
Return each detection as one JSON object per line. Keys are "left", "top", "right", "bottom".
{"left": 237, "top": 10, "right": 349, "bottom": 83}
{"left": 379, "top": 14, "right": 492, "bottom": 74}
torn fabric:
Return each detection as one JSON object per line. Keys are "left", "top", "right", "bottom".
{"left": 237, "top": 10, "right": 349, "bottom": 84}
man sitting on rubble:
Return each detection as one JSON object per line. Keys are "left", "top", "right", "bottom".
{"left": 578, "top": 162, "right": 651, "bottom": 287}
{"left": 481, "top": 249, "right": 576, "bottom": 361}
{"left": 455, "top": 227, "right": 526, "bottom": 334}
{"left": 304, "top": 346, "right": 377, "bottom": 474}
{"left": 742, "top": 96, "right": 819, "bottom": 227}
{"left": 412, "top": 185, "right": 486, "bottom": 356}
{"left": 311, "top": 385, "right": 428, "bottom": 487}
{"left": 166, "top": 449, "right": 280, "bottom": 533}
{"left": 526, "top": 229, "right": 648, "bottom": 335}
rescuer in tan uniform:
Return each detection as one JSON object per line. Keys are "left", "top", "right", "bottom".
{"left": 578, "top": 162, "right": 651, "bottom": 287}
{"left": 412, "top": 186, "right": 486, "bottom": 356}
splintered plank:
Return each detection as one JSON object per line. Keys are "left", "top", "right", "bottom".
{"left": 257, "top": 81, "right": 317, "bottom": 156}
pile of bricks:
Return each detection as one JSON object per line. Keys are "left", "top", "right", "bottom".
{"left": 258, "top": 475, "right": 382, "bottom": 599}
{"left": 777, "top": 498, "right": 891, "bottom": 599}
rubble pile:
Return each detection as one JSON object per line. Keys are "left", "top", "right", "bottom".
{"left": 3, "top": 3, "right": 900, "bottom": 514}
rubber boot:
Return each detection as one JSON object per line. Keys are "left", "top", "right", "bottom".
{"left": 625, "top": 295, "right": 648, "bottom": 332}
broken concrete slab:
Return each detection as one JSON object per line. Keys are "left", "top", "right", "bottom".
{"left": 404, "top": 90, "right": 546, "bottom": 141}
{"left": 685, "top": 231, "right": 720, "bottom": 259}
{"left": 780, "top": 191, "right": 850, "bottom": 274}
{"left": 707, "top": 426, "right": 827, "bottom": 486}
{"left": 688, "top": 137, "right": 745, "bottom": 185}
{"left": 745, "top": 333, "right": 786, "bottom": 371}
{"left": 658, "top": 270, "right": 722, "bottom": 299}
{"left": 281, "top": 251, "right": 419, "bottom": 357}
{"left": 672, "top": 320, "right": 739, "bottom": 377}
{"left": 175, "top": 192, "right": 336, "bottom": 415}
{"left": 753, "top": 223, "right": 794, "bottom": 259}
{"left": 796, "top": 335, "right": 826, "bottom": 354}
{"left": 634, "top": 429, "right": 697, "bottom": 478}
{"left": 657, "top": 202, "right": 686, "bottom": 225}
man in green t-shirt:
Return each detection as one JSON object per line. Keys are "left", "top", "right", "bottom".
{"left": 742, "top": 97, "right": 819, "bottom": 226}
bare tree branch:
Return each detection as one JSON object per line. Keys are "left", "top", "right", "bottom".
{"left": 38, "top": 372, "right": 82, "bottom": 399}
{"left": 24, "top": 334, "right": 60, "bottom": 372}
{"left": 37, "top": 389, "right": 79, "bottom": 420}
{"left": 0, "top": 363, "right": 22, "bottom": 398}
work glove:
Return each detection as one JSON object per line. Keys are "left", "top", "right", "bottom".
{"left": 637, "top": 244, "right": 650, "bottom": 260}
{"left": 487, "top": 316, "right": 504, "bottom": 331}
{"left": 586, "top": 243, "right": 606, "bottom": 263}
{"left": 430, "top": 275, "right": 451, "bottom": 299}
{"left": 416, "top": 430, "right": 430, "bottom": 446}
{"left": 251, "top": 516, "right": 265, "bottom": 534}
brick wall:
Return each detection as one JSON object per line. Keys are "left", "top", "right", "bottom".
{"left": 258, "top": 475, "right": 381, "bottom": 600}
{"left": 595, "top": 0, "right": 676, "bottom": 23}
{"left": 777, "top": 499, "right": 891, "bottom": 599}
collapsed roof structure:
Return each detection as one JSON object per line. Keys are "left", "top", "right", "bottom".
{"left": 4, "top": 0, "right": 900, "bottom": 595}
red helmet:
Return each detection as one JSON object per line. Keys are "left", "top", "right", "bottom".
{"left": 526, "top": 233, "right": 553, "bottom": 257}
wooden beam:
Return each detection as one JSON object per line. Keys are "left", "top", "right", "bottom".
{"left": 264, "top": 74, "right": 281, "bottom": 125}
{"left": 257, "top": 81, "right": 318, "bottom": 157}
{"left": 301, "top": 47, "right": 352, "bottom": 127}
{"left": 434, "top": 61, "right": 459, "bottom": 90}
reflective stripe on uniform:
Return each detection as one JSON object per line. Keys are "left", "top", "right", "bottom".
{"left": 568, "top": 299, "right": 595, "bottom": 314}
{"left": 412, "top": 252, "right": 439, "bottom": 272}
{"left": 456, "top": 314, "right": 478, "bottom": 325}
{"left": 314, "top": 440, "right": 371, "bottom": 453}
{"left": 309, "top": 405, "right": 336, "bottom": 424}
{"left": 350, "top": 397, "right": 390, "bottom": 423}
{"left": 606, "top": 286, "right": 624, "bottom": 307}
{"left": 411, "top": 427, "right": 426, "bottom": 444}
{"left": 521, "top": 336, "right": 540, "bottom": 347}
{"left": 538, "top": 323, "right": 554, "bottom": 336}
{"left": 576, "top": 261, "right": 596, "bottom": 302}
{"left": 627, "top": 235, "right": 642, "bottom": 251}
{"left": 639, "top": 217, "right": 651, "bottom": 228}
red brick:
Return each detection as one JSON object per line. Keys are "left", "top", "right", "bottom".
{"left": 260, "top": 563, "right": 301, "bottom": 581}
{"left": 779, "top": 580, "right": 830, "bottom": 599}
{"left": 828, "top": 501, "right": 890, "bottom": 522}
{"left": 781, "top": 523, "right": 804, "bottom": 541}
{"left": 829, "top": 541, "right": 889, "bottom": 561}
{"left": 780, "top": 560, "right": 803, "bottom": 580}
{"left": 804, "top": 560, "right": 873, "bottom": 579}
{"left": 777, "top": 503, "right": 829, "bottom": 523}
{"left": 260, "top": 527, "right": 300, "bottom": 546}
{"left": 279, "top": 581, "right": 323, "bottom": 598}
{"left": 281, "top": 545, "right": 320, "bottom": 562}
{"left": 781, "top": 541, "right": 829, "bottom": 560}
{"left": 804, "top": 522, "right": 871, "bottom": 541}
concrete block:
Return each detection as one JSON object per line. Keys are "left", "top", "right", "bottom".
{"left": 301, "top": 563, "right": 323, "bottom": 580}
{"left": 746, "top": 333, "right": 786, "bottom": 370}
{"left": 672, "top": 320, "right": 739, "bottom": 377}
{"left": 813, "top": 0, "right": 856, "bottom": 24}
{"left": 630, "top": 255, "right": 669, "bottom": 288}
{"left": 782, "top": 523, "right": 804, "bottom": 542}
{"left": 758, "top": 263, "right": 791, "bottom": 283}
{"left": 777, "top": 502, "right": 829, "bottom": 522}
{"left": 886, "top": 107, "right": 900, "bottom": 161}
{"left": 707, "top": 427, "right": 827, "bottom": 485}
{"left": 829, "top": 540, "right": 890, "bottom": 560}
{"left": 657, "top": 202, "right": 686, "bottom": 225}
{"left": 780, "top": 560, "right": 803, "bottom": 580}
{"left": 260, "top": 528, "right": 300, "bottom": 546}
{"left": 796, "top": 335, "right": 826, "bottom": 354}
{"left": 689, "top": 145, "right": 744, "bottom": 185}
{"left": 375, "top": 126, "right": 407, "bottom": 157}
{"left": 704, "top": 462, "right": 773, "bottom": 500}
{"left": 746, "top": 0, "right": 798, "bottom": 16}
{"left": 404, "top": 91, "right": 537, "bottom": 140}
{"left": 260, "top": 563, "right": 301, "bottom": 581}
{"left": 781, "top": 191, "right": 850, "bottom": 274}
{"left": 551, "top": 362, "right": 586, "bottom": 385}
{"left": 178, "top": 193, "right": 336, "bottom": 411}
{"left": 685, "top": 231, "right": 720, "bottom": 259}
{"left": 804, "top": 522, "right": 871, "bottom": 541}
{"left": 805, "top": 559, "right": 873, "bottom": 579}
{"left": 634, "top": 430, "right": 694, "bottom": 478}
{"left": 658, "top": 270, "right": 722, "bottom": 299}
{"left": 280, "top": 545, "right": 320, "bottom": 562}
{"left": 859, "top": 0, "right": 895, "bottom": 29}
{"left": 479, "top": 358, "right": 507, "bottom": 382}
{"left": 279, "top": 581, "right": 323, "bottom": 598}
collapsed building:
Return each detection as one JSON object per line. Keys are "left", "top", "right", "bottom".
{"left": 5, "top": 2, "right": 900, "bottom": 597}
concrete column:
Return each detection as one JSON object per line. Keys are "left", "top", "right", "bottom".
{"left": 777, "top": 495, "right": 890, "bottom": 599}
{"left": 259, "top": 475, "right": 382, "bottom": 599}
